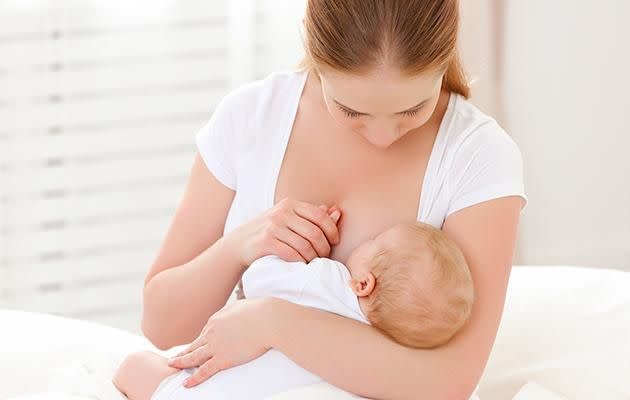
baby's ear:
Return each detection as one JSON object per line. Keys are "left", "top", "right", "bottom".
{"left": 362, "top": 272, "right": 376, "bottom": 296}
{"left": 350, "top": 273, "right": 376, "bottom": 297}
{"left": 348, "top": 278, "right": 362, "bottom": 296}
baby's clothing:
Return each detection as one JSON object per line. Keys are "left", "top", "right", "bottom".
{"left": 242, "top": 255, "right": 369, "bottom": 324}
{"left": 150, "top": 255, "right": 369, "bottom": 400}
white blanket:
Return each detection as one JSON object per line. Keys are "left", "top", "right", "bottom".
{"left": 1, "top": 265, "right": 629, "bottom": 400}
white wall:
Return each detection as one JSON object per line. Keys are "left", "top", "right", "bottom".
{"left": 2, "top": 1, "right": 628, "bottom": 336}
{"left": 503, "top": 1, "right": 630, "bottom": 269}
{"left": 459, "top": 0, "right": 504, "bottom": 123}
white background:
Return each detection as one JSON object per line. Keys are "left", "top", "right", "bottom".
{"left": 1, "top": 0, "right": 628, "bottom": 334}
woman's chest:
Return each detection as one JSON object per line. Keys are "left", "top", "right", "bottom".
{"left": 273, "top": 115, "right": 435, "bottom": 264}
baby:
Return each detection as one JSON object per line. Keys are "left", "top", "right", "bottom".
{"left": 113, "top": 219, "right": 474, "bottom": 400}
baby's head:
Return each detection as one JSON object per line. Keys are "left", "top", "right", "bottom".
{"left": 345, "top": 221, "right": 474, "bottom": 348}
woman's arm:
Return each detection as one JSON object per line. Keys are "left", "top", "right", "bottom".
{"left": 263, "top": 196, "right": 524, "bottom": 400}
{"left": 142, "top": 154, "right": 341, "bottom": 350}
{"left": 142, "top": 153, "right": 241, "bottom": 350}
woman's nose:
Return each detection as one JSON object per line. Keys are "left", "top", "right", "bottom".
{"left": 362, "top": 121, "right": 401, "bottom": 148}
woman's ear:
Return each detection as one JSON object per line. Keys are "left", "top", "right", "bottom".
{"left": 350, "top": 272, "right": 376, "bottom": 297}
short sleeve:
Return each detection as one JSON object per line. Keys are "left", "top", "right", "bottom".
{"left": 242, "top": 255, "right": 310, "bottom": 300}
{"left": 446, "top": 121, "right": 528, "bottom": 217}
{"left": 195, "top": 93, "right": 238, "bottom": 190}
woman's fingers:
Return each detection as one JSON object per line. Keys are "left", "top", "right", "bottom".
{"left": 276, "top": 220, "right": 322, "bottom": 261}
{"left": 294, "top": 202, "right": 340, "bottom": 246}
{"left": 329, "top": 209, "right": 341, "bottom": 223}
{"left": 183, "top": 358, "right": 224, "bottom": 388}
{"left": 168, "top": 345, "right": 212, "bottom": 369}
{"left": 271, "top": 237, "right": 307, "bottom": 263}
{"left": 285, "top": 215, "right": 330, "bottom": 259}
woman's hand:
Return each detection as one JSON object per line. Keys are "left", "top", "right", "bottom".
{"left": 226, "top": 198, "right": 341, "bottom": 268}
{"left": 166, "top": 297, "right": 277, "bottom": 388}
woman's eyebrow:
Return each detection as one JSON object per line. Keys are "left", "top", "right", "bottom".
{"left": 333, "top": 98, "right": 430, "bottom": 115}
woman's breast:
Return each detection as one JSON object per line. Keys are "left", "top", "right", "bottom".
{"left": 329, "top": 194, "right": 413, "bottom": 264}
{"left": 274, "top": 151, "right": 426, "bottom": 265}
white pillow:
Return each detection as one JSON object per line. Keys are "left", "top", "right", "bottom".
{"left": 269, "top": 382, "right": 481, "bottom": 400}
{"left": 0, "top": 310, "right": 180, "bottom": 400}
{"left": 512, "top": 382, "right": 567, "bottom": 400}
{"left": 478, "top": 266, "right": 630, "bottom": 400}
{"left": 2, "top": 265, "right": 628, "bottom": 400}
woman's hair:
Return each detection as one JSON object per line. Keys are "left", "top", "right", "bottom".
{"left": 297, "top": 0, "right": 470, "bottom": 98}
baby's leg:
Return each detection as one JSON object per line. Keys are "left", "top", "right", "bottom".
{"left": 113, "top": 350, "right": 181, "bottom": 400}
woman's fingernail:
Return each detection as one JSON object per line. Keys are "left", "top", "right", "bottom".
{"left": 168, "top": 358, "right": 175, "bottom": 365}
{"left": 330, "top": 210, "right": 340, "bottom": 222}
{"left": 183, "top": 378, "right": 190, "bottom": 387}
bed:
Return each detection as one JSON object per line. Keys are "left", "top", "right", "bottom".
{"left": 1, "top": 265, "right": 629, "bottom": 400}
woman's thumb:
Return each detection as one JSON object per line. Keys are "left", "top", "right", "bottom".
{"left": 319, "top": 204, "right": 341, "bottom": 223}
{"left": 329, "top": 209, "right": 341, "bottom": 223}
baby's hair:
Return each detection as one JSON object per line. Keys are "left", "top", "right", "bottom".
{"left": 365, "top": 222, "right": 474, "bottom": 348}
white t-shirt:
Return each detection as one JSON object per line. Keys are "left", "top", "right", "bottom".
{"left": 151, "top": 255, "right": 369, "bottom": 400}
{"left": 195, "top": 68, "right": 528, "bottom": 234}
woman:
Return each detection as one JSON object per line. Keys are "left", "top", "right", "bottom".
{"left": 141, "top": 0, "right": 527, "bottom": 398}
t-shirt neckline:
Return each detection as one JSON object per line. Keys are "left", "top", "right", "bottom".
{"left": 266, "top": 68, "right": 458, "bottom": 223}
{"left": 417, "top": 90, "right": 458, "bottom": 222}
{"left": 266, "top": 69, "right": 311, "bottom": 210}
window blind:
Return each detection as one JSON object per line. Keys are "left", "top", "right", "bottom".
{"left": 0, "top": 0, "right": 266, "bottom": 333}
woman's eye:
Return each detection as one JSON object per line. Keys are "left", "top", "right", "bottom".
{"left": 402, "top": 108, "right": 420, "bottom": 117}
{"left": 337, "top": 106, "right": 421, "bottom": 119}
{"left": 339, "top": 107, "right": 362, "bottom": 119}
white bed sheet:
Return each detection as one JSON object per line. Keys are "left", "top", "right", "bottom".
{"left": 1, "top": 265, "right": 629, "bottom": 400}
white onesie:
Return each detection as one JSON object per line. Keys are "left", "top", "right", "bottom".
{"left": 149, "top": 254, "right": 369, "bottom": 400}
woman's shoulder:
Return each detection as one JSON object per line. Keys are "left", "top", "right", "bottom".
{"left": 447, "top": 94, "right": 513, "bottom": 145}
{"left": 216, "top": 68, "right": 308, "bottom": 117}
{"left": 194, "top": 69, "right": 307, "bottom": 189}
{"left": 437, "top": 93, "right": 528, "bottom": 216}
{"left": 199, "top": 68, "right": 305, "bottom": 143}
{"left": 442, "top": 93, "right": 523, "bottom": 164}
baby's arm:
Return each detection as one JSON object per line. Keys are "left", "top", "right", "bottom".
{"left": 113, "top": 351, "right": 181, "bottom": 400}
{"left": 290, "top": 259, "right": 369, "bottom": 323}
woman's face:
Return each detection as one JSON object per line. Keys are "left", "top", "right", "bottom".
{"left": 318, "top": 66, "right": 445, "bottom": 148}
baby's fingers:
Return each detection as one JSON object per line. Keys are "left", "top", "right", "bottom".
{"left": 183, "top": 358, "right": 223, "bottom": 388}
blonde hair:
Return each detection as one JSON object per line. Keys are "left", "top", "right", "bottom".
{"left": 297, "top": 0, "right": 470, "bottom": 98}
{"left": 365, "top": 222, "right": 474, "bottom": 348}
